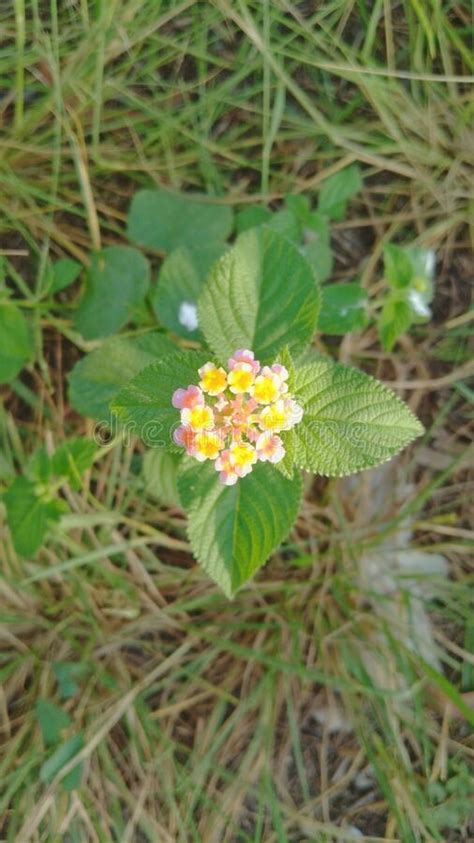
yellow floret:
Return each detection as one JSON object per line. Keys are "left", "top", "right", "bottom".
{"left": 194, "top": 432, "right": 222, "bottom": 460}
{"left": 252, "top": 376, "right": 279, "bottom": 404}
{"left": 230, "top": 442, "right": 256, "bottom": 468}
{"left": 200, "top": 366, "right": 227, "bottom": 395}
{"left": 184, "top": 405, "right": 214, "bottom": 431}
{"left": 259, "top": 402, "right": 287, "bottom": 431}
{"left": 228, "top": 367, "right": 254, "bottom": 394}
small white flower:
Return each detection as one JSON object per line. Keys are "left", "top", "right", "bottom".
{"left": 178, "top": 301, "right": 199, "bottom": 332}
{"left": 408, "top": 289, "right": 430, "bottom": 319}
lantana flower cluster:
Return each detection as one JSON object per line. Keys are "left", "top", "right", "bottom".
{"left": 172, "top": 349, "right": 303, "bottom": 485}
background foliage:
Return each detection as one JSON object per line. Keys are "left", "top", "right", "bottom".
{"left": 0, "top": 1, "right": 472, "bottom": 841}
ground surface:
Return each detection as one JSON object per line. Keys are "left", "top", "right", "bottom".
{"left": 0, "top": 2, "right": 473, "bottom": 842}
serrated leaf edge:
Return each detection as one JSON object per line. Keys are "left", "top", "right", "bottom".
{"left": 292, "top": 360, "right": 424, "bottom": 477}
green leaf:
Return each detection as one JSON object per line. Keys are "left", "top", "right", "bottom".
{"left": 235, "top": 205, "right": 272, "bottom": 233}
{"left": 378, "top": 297, "right": 413, "bottom": 351}
{"left": 383, "top": 245, "right": 435, "bottom": 328}
{"left": 143, "top": 448, "right": 181, "bottom": 507}
{"left": 53, "top": 661, "right": 89, "bottom": 700}
{"left": 152, "top": 247, "right": 201, "bottom": 339}
{"left": 383, "top": 244, "right": 413, "bottom": 289}
{"left": 62, "top": 757, "right": 84, "bottom": 791}
{"left": 292, "top": 357, "right": 424, "bottom": 476}
{"left": 27, "top": 448, "right": 53, "bottom": 484}
{"left": 274, "top": 346, "right": 297, "bottom": 478}
{"left": 318, "top": 282, "right": 368, "bottom": 334}
{"left": 318, "top": 164, "right": 362, "bottom": 220}
{"left": 178, "top": 460, "right": 302, "bottom": 597}
{"left": 111, "top": 349, "right": 210, "bottom": 449}
{"left": 51, "top": 438, "right": 96, "bottom": 489}
{"left": 127, "top": 189, "right": 233, "bottom": 278}
{"left": 46, "top": 258, "right": 82, "bottom": 294}
{"left": 0, "top": 301, "right": 33, "bottom": 383}
{"left": 274, "top": 428, "right": 296, "bottom": 479}
{"left": 266, "top": 208, "right": 301, "bottom": 243}
{"left": 40, "top": 734, "right": 84, "bottom": 789}
{"left": 285, "top": 195, "right": 310, "bottom": 221}
{"left": 276, "top": 345, "right": 296, "bottom": 374}
{"left": 235, "top": 204, "right": 301, "bottom": 244}
{"left": 74, "top": 246, "right": 150, "bottom": 340}
{"left": 301, "top": 240, "right": 334, "bottom": 284}
{"left": 35, "top": 698, "right": 71, "bottom": 747}
{"left": 198, "top": 227, "right": 320, "bottom": 364}
{"left": 301, "top": 213, "right": 333, "bottom": 283}
{"left": 3, "top": 477, "right": 68, "bottom": 557}
{"left": 294, "top": 347, "right": 330, "bottom": 368}
{"left": 68, "top": 332, "right": 175, "bottom": 420}
{"left": 26, "top": 438, "right": 96, "bottom": 489}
